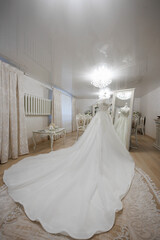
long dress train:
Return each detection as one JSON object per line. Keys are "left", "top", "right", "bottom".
{"left": 3, "top": 109, "right": 135, "bottom": 239}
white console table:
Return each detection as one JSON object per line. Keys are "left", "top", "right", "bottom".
{"left": 32, "top": 128, "right": 66, "bottom": 151}
{"left": 153, "top": 119, "right": 160, "bottom": 151}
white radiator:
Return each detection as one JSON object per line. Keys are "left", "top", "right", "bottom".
{"left": 24, "top": 93, "right": 52, "bottom": 116}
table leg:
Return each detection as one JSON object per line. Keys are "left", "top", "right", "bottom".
{"left": 32, "top": 133, "right": 37, "bottom": 151}
{"left": 63, "top": 130, "right": 66, "bottom": 144}
{"left": 50, "top": 134, "right": 54, "bottom": 151}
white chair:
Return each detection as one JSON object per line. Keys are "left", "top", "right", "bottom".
{"left": 137, "top": 116, "right": 146, "bottom": 135}
{"left": 85, "top": 114, "right": 92, "bottom": 128}
{"left": 131, "top": 115, "right": 139, "bottom": 148}
{"left": 76, "top": 114, "right": 92, "bottom": 140}
{"left": 76, "top": 114, "right": 86, "bottom": 140}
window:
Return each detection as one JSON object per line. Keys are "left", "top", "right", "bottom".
{"left": 61, "top": 94, "right": 72, "bottom": 133}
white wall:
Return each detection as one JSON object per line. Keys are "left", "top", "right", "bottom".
{"left": 76, "top": 99, "right": 97, "bottom": 114}
{"left": 133, "top": 98, "right": 141, "bottom": 112}
{"left": 140, "top": 86, "right": 160, "bottom": 139}
{"left": 23, "top": 75, "right": 51, "bottom": 145}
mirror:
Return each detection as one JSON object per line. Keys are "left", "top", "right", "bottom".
{"left": 112, "top": 88, "right": 135, "bottom": 150}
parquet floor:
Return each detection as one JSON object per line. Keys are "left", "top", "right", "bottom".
{"left": 0, "top": 132, "right": 160, "bottom": 189}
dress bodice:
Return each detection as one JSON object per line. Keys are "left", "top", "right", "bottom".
{"left": 97, "top": 102, "right": 110, "bottom": 112}
{"left": 120, "top": 106, "right": 130, "bottom": 117}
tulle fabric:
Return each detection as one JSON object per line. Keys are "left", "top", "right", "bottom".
{"left": 114, "top": 107, "right": 130, "bottom": 146}
{"left": 3, "top": 111, "right": 135, "bottom": 239}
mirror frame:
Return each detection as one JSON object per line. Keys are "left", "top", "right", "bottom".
{"left": 111, "top": 88, "right": 135, "bottom": 150}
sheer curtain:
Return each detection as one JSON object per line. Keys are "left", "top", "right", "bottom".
{"left": 52, "top": 88, "right": 74, "bottom": 133}
{"left": 53, "top": 88, "right": 62, "bottom": 127}
{"left": 0, "top": 61, "right": 29, "bottom": 164}
{"left": 72, "top": 97, "right": 77, "bottom": 131}
{"left": 62, "top": 94, "right": 72, "bottom": 133}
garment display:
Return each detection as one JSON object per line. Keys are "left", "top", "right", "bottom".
{"left": 3, "top": 102, "right": 135, "bottom": 239}
{"left": 114, "top": 103, "right": 130, "bottom": 147}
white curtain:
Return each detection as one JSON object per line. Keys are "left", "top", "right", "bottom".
{"left": 0, "top": 61, "right": 29, "bottom": 164}
{"left": 72, "top": 97, "right": 77, "bottom": 131}
{"left": 52, "top": 88, "right": 74, "bottom": 133}
{"left": 62, "top": 94, "right": 72, "bottom": 133}
{"left": 53, "top": 88, "right": 62, "bottom": 127}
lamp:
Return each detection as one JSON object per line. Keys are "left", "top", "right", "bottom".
{"left": 117, "top": 91, "right": 131, "bottom": 100}
{"left": 99, "top": 88, "right": 112, "bottom": 99}
{"left": 91, "top": 66, "right": 112, "bottom": 88}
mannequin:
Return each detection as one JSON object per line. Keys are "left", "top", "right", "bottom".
{"left": 97, "top": 99, "right": 111, "bottom": 113}
{"left": 120, "top": 102, "right": 129, "bottom": 110}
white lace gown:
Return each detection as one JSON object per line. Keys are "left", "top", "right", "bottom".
{"left": 114, "top": 106, "right": 130, "bottom": 147}
{"left": 3, "top": 104, "right": 135, "bottom": 239}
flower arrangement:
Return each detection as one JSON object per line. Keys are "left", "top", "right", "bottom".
{"left": 49, "top": 123, "right": 56, "bottom": 131}
{"left": 84, "top": 110, "right": 92, "bottom": 116}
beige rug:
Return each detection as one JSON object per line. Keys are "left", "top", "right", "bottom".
{"left": 0, "top": 168, "right": 160, "bottom": 240}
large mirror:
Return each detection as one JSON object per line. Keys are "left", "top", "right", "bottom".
{"left": 112, "top": 88, "right": 135, "bottom": 150}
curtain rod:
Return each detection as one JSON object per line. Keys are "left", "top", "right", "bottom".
{"left": 0, "top": 55, "right": 53, "bottom": 90}
{"left": 0, "top": 55, "right": 76, "bottom": 97}
{"left": 0, "top": 55, "right": 25, "bottom": 72}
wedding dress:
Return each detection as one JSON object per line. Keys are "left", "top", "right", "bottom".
{"left": 114, "top": 104, "right": 130, "bottom": 147}
{"left": 3, "top": 102, "right": 135, "bottom": 239}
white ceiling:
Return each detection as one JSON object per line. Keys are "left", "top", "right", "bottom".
{"left": 1, "top": 0, "right": 160, "bottom": 98}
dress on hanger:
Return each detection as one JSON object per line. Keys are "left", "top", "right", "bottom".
{"left": 3, "top": 102, "right": 135, "bottom": 239}
{"left": 114, "top": 104, "right": 130, "bottom": 147}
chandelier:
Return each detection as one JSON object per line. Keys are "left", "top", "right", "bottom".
{"left": 117, "top": 91, "right": 131, "bottom": 100}
{"left": 91, "top": 66, "right": 112, "bottom": 88}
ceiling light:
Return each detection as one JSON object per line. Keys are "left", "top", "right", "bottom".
{"left": 99, "top": 88, "right": 112, "bottom": 99}
{"left": 91, "top": 66, "right": 112, "bottom": 88}
{"left": 117, "top": 91, "right": 132, "bottom": 100}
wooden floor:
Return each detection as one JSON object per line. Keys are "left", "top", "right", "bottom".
{"left": 0, "top": 132, "right": 160, "bottom": 189}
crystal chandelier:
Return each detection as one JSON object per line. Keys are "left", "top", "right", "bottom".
{"left": 91, "top": 66, "right": 112, "bottom": 88}
{"left": 117, "top": 91, "right": 131, "bottom": 100}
